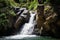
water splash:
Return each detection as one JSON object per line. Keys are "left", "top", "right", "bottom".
{"left": 5, "top": 35, "right": 36, "bottom": 39}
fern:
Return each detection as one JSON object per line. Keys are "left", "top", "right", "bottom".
{"left": 28, "top": 0, "right": 38, "bottom": 10}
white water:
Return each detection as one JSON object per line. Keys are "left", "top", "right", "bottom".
{"left": 20, "top": 11, "right": 36, "bottom": 35}
{"left": 5, "top": 11, "right": 37, "bottom": 39}
{"left": 5, "top": 35, "right": 36, "bottom": 39}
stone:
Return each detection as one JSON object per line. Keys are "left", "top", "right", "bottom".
{"left": 34, "top": 3, "right": 60, "bottom": 38}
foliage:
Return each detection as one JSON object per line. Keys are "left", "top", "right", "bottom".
{"left": 0, "top": 0, "right": 16, "bottom": 29}
{"left": 0, "top": 0, "right": 38, "bottom": 31}
{"left": 19, "top": 0, "right": 38, "bottom": 10}
{"left": 28, "top": 0, "right": 38, "bottom": 10}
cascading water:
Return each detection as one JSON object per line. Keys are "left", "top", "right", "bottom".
{"left": 5, "top": 10, "right": 37, "bottom": 39}
{"left": 20, "top": 11, "right": 36, "bottom": 35}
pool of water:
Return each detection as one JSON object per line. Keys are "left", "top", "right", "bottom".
{"left": 1, "top": 36, "right": 59, "bottom": 40}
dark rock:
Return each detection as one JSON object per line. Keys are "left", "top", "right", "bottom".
{"left": 20, "top": 10, "right": 30, "bottom": 23}
{"left": 33, "top": 3, "right": 60, "bottom": 38}
{"left": 0, "top": 7, "right": 30, "bottom": 37}
{"left": 14, "top": 7, "right": 20, "bottom": 13}
{"left": 14, "top": 8, "right": 26, "bottom": 14}
{"left": 14, "top": 9, "right": 30, "bottom": 32}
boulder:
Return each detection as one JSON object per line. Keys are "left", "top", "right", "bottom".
{"left": 0, "top": 7, "right": 30, "bottom": 37}
{"left": 33, "top": 5, "right": 44, "bottom": 35}
{"left": 33, "top": 3, "right": 60, "bottom": 38}
{"left": 14, "top": 9, "right": 30, "bottom": 32}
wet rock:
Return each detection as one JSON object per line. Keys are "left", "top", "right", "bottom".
{"left": 14, "top": 9, "right": 30, "bottom": 31}
{"left": 34, "top": 3, "right": 60, "bottom": 38}
{"left": 14, "top": 7, "right": 20, "bottom": 13}
{"left": 42, "top": 4, "right": 60, "bottom": 38}
{"left": 14, "top": 8, "right": 26, "bottom": 15}
{"left": 21, "top": 10, "right": 30, "bottom": 23}
{"left": 0, "top": 7, "right": 30, "bottom": 37}
{"left": 33, "top": 5, "right": 44, "bottom": 35}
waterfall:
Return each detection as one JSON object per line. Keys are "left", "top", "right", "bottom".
{"left": 5, "top": 11, "right": 37, "bottom": 39}
{"left": 20, "top": 11, "right": 36, "bottom": 35}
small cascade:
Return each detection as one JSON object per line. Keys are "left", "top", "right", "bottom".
{"left": 5, "top": 10, "right": 37, "bottom": 39}
{"left": 20, "top": 11, "right": 36, "bottom": 35}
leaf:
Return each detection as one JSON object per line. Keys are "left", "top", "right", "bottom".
{"left": 9, "top": 10, "right": 16, "bottom": 16}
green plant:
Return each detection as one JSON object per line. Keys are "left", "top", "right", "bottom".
{"left": 19, "top": 0, "right": 38, "bottom": 10}
{"left": 0, "top": 0, "right": 16, "bottom": 29}
{"left": 28, "top": 0, "right": 38, "bottom": 10}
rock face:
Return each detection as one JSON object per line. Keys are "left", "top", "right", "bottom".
{"left": 33, "top": 4, "right": 44, "bottom": 35}
{"left": 11, "top": 8, "right": 30, "bottom": 35}
{"left": 33, "top": 3, "right": 60, "bottom": 38}
{"left": 0, "top": 7, "right": 30, "bottom": 37}
{"left": 14, "top": 8, "right": 30, "bottom": 31}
